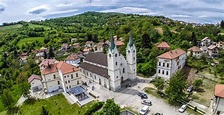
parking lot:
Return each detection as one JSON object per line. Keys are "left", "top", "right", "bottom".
{"left": 88, "top": 77, "right": 188, "bottom": 115}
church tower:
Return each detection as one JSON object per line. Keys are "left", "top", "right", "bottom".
{"left": 126, "top": 33, "right": 137, "bottom": 80}
{"left": 107, "top": 36, "right": 121, "bottom": 91}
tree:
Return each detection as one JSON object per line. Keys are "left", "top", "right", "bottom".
{"left": 193, "top": 79, "right": 203, "bottom": 90}
{"left": 41, "top": 106, "right": 49, "bottom": 115}
{"left": 2, "top": 89, "right": 15, "bottom": 109}
{"left": 20, "top": 82, "right": 31, "bottom": 98}
{"left": 165, "top": 71, "right": 187, "bottom": 105}
{"left": 47, "top": 46, "right": 54, "bottom": 59}
{"left": 221, "top": 20, "right": 224, "bottom": 29}
{"left": 141, "top": 32, "right": 151, "bottom": 48}
{"left": 154, "top": 77, "right": 165, "bottom": 92}
{"left": 43, "top": 51, "right": 47, "bottom": 59}
{"left": 95, "top": 99, "right": 120, "bottom": 115}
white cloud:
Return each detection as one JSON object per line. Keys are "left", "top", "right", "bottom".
{"left": 28, "top": 5, "right": 50, "bottom": 15}
{"left": 101, "top": 7, "right": 156, "bottom": 15}
{"left": 170, "top": 14, "right": 191, "bottom": 18}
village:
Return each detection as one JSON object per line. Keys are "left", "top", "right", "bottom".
{"left": 20, "top": 33, "right": 224, "bottom": 115}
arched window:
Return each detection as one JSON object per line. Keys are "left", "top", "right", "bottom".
{"left": 133, "top": 50, "right": 135, "bottom": 53}
{"left": 115, "top": 62, "right": 117, "bottom": 65}
{"left": 123, "top": 68, "right": 125, "bottom": 73}
{"left": 109, "top": 54, "right": 111, "bottom": 57}
{"left": 115, "top": 53, "right": 117, "bottom": 57}
{"left": 128, "top": 50, "right": 130, "bottom": 53}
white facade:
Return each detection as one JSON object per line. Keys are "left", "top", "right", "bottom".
{"left": 187, "top": 51, "right": 202, "bottom": 58}
{"left": 42, "top": 72, "right": 61, "bottom": 93}
{"left": 156, "top": 50, "right": 186, "bottom": 79}
{"left": 213, "top": 97, "right": 224, "bottom": 115}
{"left": 65, "top": 58, "right": 80, "bottom": 67}
{"left": 30, "top": 79, "right": 43, "bottom": 92}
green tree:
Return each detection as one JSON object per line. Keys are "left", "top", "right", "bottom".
{"left": 154, "top": 77, "right": 165, "bottom": 92}
{"left": 193, "top": 79, "right": 203, "bottom": 90}
{"left": 41, "top": 106, "right": 49, "bottom": 115}
{"left": 1, "top": 89, "right": 15, "bottom": 109}
{"left": 165, "top": 71, "right": 187, "bottom": 105}
{"left": 20, "top": 82, "right": 31, "bottom": 98}
{"left": 95, "top": 99, "right": 120, "bottom": 115}
{"left": 220, "top": 20, "right": 224, "bottom": 29}
{"left": 47, "top": 46, "right": 54, "bottom": 59}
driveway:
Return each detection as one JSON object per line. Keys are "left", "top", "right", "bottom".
{"left": 88, "top": 77, "right": 188, "bottom": 115}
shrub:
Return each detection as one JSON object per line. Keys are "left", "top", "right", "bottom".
{"left": 89, "top": 92, "right": 97, "bottom": 98}
{"left": 84, "top": 102, "right": 104, "bottom": 115}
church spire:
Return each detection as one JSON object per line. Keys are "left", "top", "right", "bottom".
{"left": 110, "top": 35, "right": 116, "bottom": 51}
{"left": 129, "top": 32, "right": 134, "bottom": 47}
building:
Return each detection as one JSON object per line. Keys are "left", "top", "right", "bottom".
{"left": 61, "top": 43, "right": 69, "bottom": 51}
{"left": 41, "top": 61, "right": 81, "bottom": 93}
{"left": 28, "top": 74, "right": 43, "bottom": 92}
{"left": 156, "top": 49, "right": 186, "bottom": 79}
{"left": 208, "top": 45, "right": 219, "bottom": 57}
{"left": 64, "top": 53, "right": 81, "bottom": 67}
{"left": 39, "top": 59, "right": 59, "bottom": 70}
{"left": 79, "top": 34, "right": 136, "bottom": 91}
{"left": 85, "top": 41, "right": 94, "bottom": 48}
{"left": 187, "top": 46, "right": 203, "bottom": 58}
{"left": 157, "top": 42, "right": 171, "bottom": 50}
{"left": 212, "top": 84, "right": 224, "bottom": 115}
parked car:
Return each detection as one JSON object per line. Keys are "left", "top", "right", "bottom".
{"left": 137, "top": 92, "right": 148, "bottom": 99}
{"left": 139, "top": 106, "right": 149, "bottom": 115}
{"left": 141, "top": 100, "right": 152, "bottom": 106}
{"left": 178, "top": 104, "right": 187, "bottom": 113}
{"left": 187, "top": 86, "right": 194, "bottom": 92}
{"left": 155, "top": 113, "right": 163, "bottom": 115}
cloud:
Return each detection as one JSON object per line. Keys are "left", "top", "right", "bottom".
{"left": 0, "top": 4, "right": 5, "bottom": 13}
{"left": 101, "top": 7, "right": 156, "bottom": 15}
{"left": 170, "top": 14, "right": 191, "bottom": 18}
{"left": 28, "top": 5, "right": 49, "bottom": 15}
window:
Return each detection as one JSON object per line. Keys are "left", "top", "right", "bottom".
{"left": 133, "top": 50, "right": 135, "bottom": 53}
{"left": 162, "top": 70, "right": 164, "bottom": 74}
{"left": 134, "top": 69, "right": 135, "bottom": 71}
{"left": 109, "top": 54, "right": 111, "bottom": 57}
{"left": 65, "top": 81, "right": 67, "bottom": 84}
{"left": 67, "top": 75, "right": 69, "bottom": 78}
{"left": 123, "top": 68, "right": 125, "bottom": 73}
{"left": 76, "top": 73, "right": 78, "bottom": 77}
{"left": 90, "top": 73, "right": 92, "bottom": 77}
{"left": 95, "top": 75, "right": 96, "bottom": 79}
{"left": 158, "top": 69, "right": 160, "bottom": 73}
{"left": 166, "top": 71, "right": 169, "bottom": 75}
{"left": 77, "top": 80, "right": 79, "bottom": 84}
{"left": 64, "top": 76, "right": 66, "bottom": 78}
{"left": 159, "top": 62, "right": 161, "bottom": 66}
{"left": 71, "top": 74, "right": 73, "bottom": 79}
{"left": 115, "top": 54, "right": 117, "bottom": 57}
{"left": 128, "top": 50, "right": 130, "bottom": 53}
{"left": 53, "top": 75, "right": 56, "bottom": 79}
{"left": 116, "top": 76, "right": 118, "bottom": 78}
{"left": 133, "top": 57, "right": 135, "bottom": 60}
{"left": 87, "top": 72, "right": 88, "bottom": 76}
{"left": 68, "top": 80, "right": 70, "bottom": 83}
{"left": 69, "top": 86, "right": 71, "bottom": 88}
{"left": 66, "top": 87, "right": 68, "bottom": 89}
{"left": 167, "top": 63, "right": 169, "bottom": 68}
{"left": 57, "top": 81, "right": 60, "bottom": 85}
{"left": 163, "top": 63, "right": 165, "bottom": 67}
{"left": 115, "top": 62, "right": 117, "bottom": 65}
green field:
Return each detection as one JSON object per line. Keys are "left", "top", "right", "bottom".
{"left": 28, "top": 24, "right": 51, "bottom": 30}
{"left": 0, "top": 24, "right": 23, "bottom": 34}
{"left": 18, "top": 94, "right": 95, "bottom": 115}
{"left": 17, "top": 37, "right": 44, "bottom": 48}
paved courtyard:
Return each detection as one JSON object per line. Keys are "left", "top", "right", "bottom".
{"left": 87, "top": 77, "right": 188, "bottom": 115}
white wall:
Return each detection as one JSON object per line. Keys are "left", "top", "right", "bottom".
{"left": 126, "top": 45, "right": 137, "bottom": 80}
{"left": 30, "top": 79, "right": 43, "bottom": 91}
{"left": 42, "top": 72, "right": 61, "bottom": 93}
{"left": 65, "top": 58, "right": 80, "bottom": 67}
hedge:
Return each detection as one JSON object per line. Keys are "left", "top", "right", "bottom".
{"left": 84, "top": 102, "right": 104, "bottom": 115}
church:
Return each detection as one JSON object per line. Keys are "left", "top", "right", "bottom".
{"left": 79, "top": 34, "right": 137, "bottom": 91}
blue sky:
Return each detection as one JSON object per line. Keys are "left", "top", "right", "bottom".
{"left": 0, "top": 0, "right": 223, "bottom": 24}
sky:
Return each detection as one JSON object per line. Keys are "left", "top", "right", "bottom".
{"left": 0, "top": 0, "right": 223, "bottom": 24}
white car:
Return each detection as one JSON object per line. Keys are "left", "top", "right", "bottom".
{"left": 139, "top": 106, "right": 149, "bottom": 115}
{"left": 178, "top": 104, "right": 187, "bottom": 113}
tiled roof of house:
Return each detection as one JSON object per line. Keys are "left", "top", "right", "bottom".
{"left": 214, "top": 84, "right": 224, "bottom": 98}
{"left": 65, "top": 53, "right": 79, "bottom": 61}
{"left": 208, "top": 45, "right": 218, "bottom": 50}
{"left": 39, "top": 59, "right": 58, "bottom": 67}
{"left": 157, "top": 49, "right": 186, "bottom": 59}
{"left": 28, "top": 74, "right": 41, "bottom": 83}
{"left": 79, "top": 62, "right": 109, "bottom": 79}
{"left": 115, "top": 40, "right": 124, "bottom": 46}
{"left": 157, "top": 42, "right": 170, "bottom": 48}
{"left": 41, "top": 63, "right": 58, "bottom": 75}
{"left": 188, "top": 46, "right": 202, "bottom": 52}
{"left": 56, "top": 61, "right": 80, "bottom": 74}
{"left": 83, "top": 48, "right": 90, "bottom": 52}
{"left": 85, "top": 52, "right": 107, "bottom": 66}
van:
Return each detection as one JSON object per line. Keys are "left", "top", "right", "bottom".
{"left": 139, "top": 106, "right": 149, "bottom": 115}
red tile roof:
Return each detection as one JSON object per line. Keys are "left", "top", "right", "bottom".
{"left": 39, "top": 59, "right": 58, "bottom": 67}
{"left": 41, "top": 63, "right": 58, "bottom": 75}
{"left": 188, "top": 46, "right": 202, "bottom": 52}
{"left": 157, "top": 42, "right": 170, "bottom": 48}
{"left": 115, "top": 41, "right": 124, "bottom": 46}
{"left": 157, "top": 49, "right": 186, "bottom": 59}
{"left": 208, "top": 45, "right": 218, "bottom": 50}
{"left": 28, "top": 74, "right": 41, "bottom": 83}
{"left": 65, "top": 53, "right": 79, "bottom": 61}
{"left": 214, "top": 84, "right": 224, "bottom": 98}
{"left": 56, "top": 61, "right": 80, "bottom": 74}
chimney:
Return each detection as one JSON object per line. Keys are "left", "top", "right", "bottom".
{"left": 73, "top": 68, "right": 75, "bottom": 71}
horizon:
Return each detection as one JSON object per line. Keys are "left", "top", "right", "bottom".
{"left": 0, "top": 0, "right": 224, "bottom": 24}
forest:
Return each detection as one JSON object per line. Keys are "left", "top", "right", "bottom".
{"left": 0, "top": 12, "right": 224, "bottom": 112}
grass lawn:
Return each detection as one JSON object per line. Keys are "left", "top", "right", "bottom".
{"left": 0, "top": 24, "right": 23, "bottom": 34}
{"left": 18, "top": 94, "right": 96, "bottom": 115}
{"left": 17, "top": 37, "right": 44, "bottom": 48}
{"left": 28, "top": 24, "right": 51, "bottom": 30}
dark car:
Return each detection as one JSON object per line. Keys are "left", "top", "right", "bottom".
{"left": 137, "top": 92, "right": 148, "bottom": 99}
{"left": 141, "top": 100, "right": 152, "bottom": 106}
{"left": 155, "top": 113, "right": 163, "bottom": 115}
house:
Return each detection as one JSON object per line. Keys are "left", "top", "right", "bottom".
{"left": 208, "top": 45, "right": 219, "bottom": 57}
{"left": 114, "top": 40, "right": 124, "bottom": 48}
{"left": 157, "top": 41, "right": 171, "bottom": 50}
{"left": 71, "top": 38, "right": 77, "bottom": 43}
{"left": 95, "top": 41, "right": 109, "bottom": 52}
{"left": 212, "top": 84, "right": 224, "bottom": 115}
{"left": 216, "top": 41, "right": 224, "bottom": 49}
{"left": 19, "top": 52, "right": 29, "bottom": 64}
{"left": 28, "top": 74, "right": 43, "bottom": 92}
{"left": 41, "top": 61, "right": 81, "bottom": 93}
{"left": 79, "top": 34, "right": 136, "bottom": 91}
{"left": 85, "top": 41, "right": 94, "bottom": 48}
{"left": 187, "top": 46, "right": 203, "bottom": 58}
{"left": 64, "top": 53, "right": 81, "bottom": 67}
{"left": 200, "top": 37, "right": 212, "bottom": 47}
{"left": 71, "top": 43, "right": 80, "bottom": 49}
{"left": 39, "top": 59, "right": 59, "bottom": 70}
{"left": 61, "top": 43, "right": 69, "bottom": 51}
{"left": 83, "top": 47, "right": 90, "bottom": 55}
{"left": 156, "top": 49, "right": 186, "bottom": 79}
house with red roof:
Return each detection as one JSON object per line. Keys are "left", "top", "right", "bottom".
{"left": 187, "top": 46, "right": 203, "bottom": 58}
{"left": 28, "top": 74, "right": 43, "bottom": 92}
{"left": 64, "top": 53, "right": 81, "bottom": 67}
{"left": 157, "top": 41, "right": 171, "bottom": 50}
{"left": 41, "top": 61, "right": 81, "bottom": 93}
{"left": 39, "top": 59, "right": 59, "bottom": 70}
{"left": 212, "top": 84, "right": 224, "bottom": 115}
{"left": 208, "top": 45, "right": 219, "bottom": 57}
{"left": 156, "top": 49, "right": 186, "bottom": 79}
